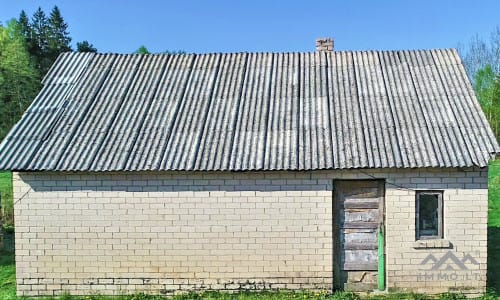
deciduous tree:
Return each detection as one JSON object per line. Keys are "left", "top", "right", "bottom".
{"left": 0, "top": 20, "right": 40, "bottom": 140}
{"left": 459, "top": 27, "right": 500, "bottom": 82}
{"left": 460, "top": 27, "right": 500, "bottom": 142}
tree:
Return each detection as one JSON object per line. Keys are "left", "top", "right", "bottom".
{"left": 493, "top": 76, "right": 500, "bottom": 137}
{"left": 459, "top": 27, "right": 500, "bottom": 82}
{"left": 29, "top": 7, "right": 50, "bottom": 73}
{"left": 134, "top": 46, "right": 186, "bottom": 55}
{"left": 17, "top": 10, "right": 31, "bottom": 41}
{"left": 18, "top": 6, "right": 74, "bottom": 75}
{"left": 76, "top": 40, "right": 97, "bottom": 53}
{"left": 481, "top": 70, "right": 500, "bottom": 139}
{"left": 486, "top": 70, "right": 500, "bottom": 140}
{"left": 134, "top": 45, "right": 150, "bottom": 54}
{"left": 473, "top": 65, "right": 500, "bottom": 140}
{"left": 0, "top": 20, "right": 40, "bottom": 140}
{"left": 459, "top": 27, "right": 500, "bottom": 142}
{"left": 163, "top": 50, "right": 186, "bottom": 55}
{"left": 47, "top": 6, "right": 72, "bottom": 54}
{"left": 475, "top": 65, "right": 497, "bottom": 114}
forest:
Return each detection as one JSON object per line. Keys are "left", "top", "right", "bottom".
{"left": 0, "top": 6, "right": 96, "bottom": 140}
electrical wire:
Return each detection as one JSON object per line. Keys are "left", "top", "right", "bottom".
{"left": 358, "top": 169, "right": 416, "bottom": 192}
{"left": 13, "top": 187, "right": 32, "bottom": 205}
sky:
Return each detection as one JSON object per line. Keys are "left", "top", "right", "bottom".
{"left": 1, "top": 0, "right": 499, "bottom": 54}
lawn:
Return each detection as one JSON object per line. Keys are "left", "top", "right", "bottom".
{"left": 0, "top": 166, "right": 499, "bottom": 299}
{"left": 488, "top": 161, "right": 500, "bottom": 293}
{"left": 0, "top": 233, "right": 15, "bottom": 300}
{"left": 0, "top": 171, "right": 13, "bottom": 228}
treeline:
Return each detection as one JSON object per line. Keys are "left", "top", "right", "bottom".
{"left": 18, "top": 7, "right": 97, "bottom": 75}
{"left": 134, "top": 44, "right": 185, "bottom": 55}
{"left": 0, "top": 6, "right": 97, "bottom": 140}
{"left": 460, "top": 27, "right": 500, "bottom": 142}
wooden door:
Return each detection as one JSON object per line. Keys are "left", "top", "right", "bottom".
{"left": 333, "top": 180, "right": 384, "bottom": 291}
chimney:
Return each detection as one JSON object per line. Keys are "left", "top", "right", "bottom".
{"left": 316, "top": 38, "right": 334, "bottom": 52}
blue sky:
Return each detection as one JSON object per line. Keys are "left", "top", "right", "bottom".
{"left": 1, "top": 0, "right": 499, "bottom": 54}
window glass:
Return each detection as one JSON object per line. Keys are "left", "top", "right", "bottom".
{"left": 416, "top": 191, "right": 442, "bottom": 239}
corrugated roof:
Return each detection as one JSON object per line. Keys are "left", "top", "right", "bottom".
{"left": 0, "top": 49, "right": 498, "bottom": 171}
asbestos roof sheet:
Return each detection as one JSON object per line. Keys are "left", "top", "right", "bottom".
{"left": 0, "top": 49, "right": 498, "bottom": 171}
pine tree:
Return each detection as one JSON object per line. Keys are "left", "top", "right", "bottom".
{"left": 30, "top": 7, "right": 50, "bottom": 72}
{"left": 16, "top": 10, "right": 40, "bottom": 83}
{"left": 17, "top": 10, "right": 31, "bottom": 42}
{"left": 76, "top": 40, "right": 97, "bottom": 53}
{"left": 26, "top": 6, "right": 73, "bottom": 75}
{"left": 48, "top": 6, "right": 72, "bottom": 54}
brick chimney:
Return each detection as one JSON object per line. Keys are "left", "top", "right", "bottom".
{"left": 316, "top": 38, "right": 334, "bottom": 52}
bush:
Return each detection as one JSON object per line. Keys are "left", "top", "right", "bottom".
{"left": 3, "top": 224, "right": 14, "bottom": 233}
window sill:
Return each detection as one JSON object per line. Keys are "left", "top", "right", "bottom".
{"left": 413, "top": 239, "right": 452, "bottom": 249}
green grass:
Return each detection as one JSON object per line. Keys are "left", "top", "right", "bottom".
{"left": 0, "top": 165, "right": 499, "bottom": 299}
{"left": 489, "top": 161, "right": 500, "bottom": 227}
{"left": 0, "top": 171, "right": 13, "bottom": 228}
{"left": 0, "top": 233, "right": 15, "bottom": 300}
{"left": 488, "top": 161, "right": 500, "bottom": 294}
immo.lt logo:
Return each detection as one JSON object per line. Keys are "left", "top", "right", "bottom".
{"left": 418, "top": 251, "right": 481, "bottom": 281}
{"left": 421, "top": 251, "right": 479, "bottom": 271}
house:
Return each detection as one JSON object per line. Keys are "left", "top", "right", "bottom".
{"left": 0, "top": 38, "right": 498, "bottom": 297}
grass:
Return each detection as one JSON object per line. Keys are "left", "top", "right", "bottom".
{"left": 489, "top": 161, "right": 500, "bottom": 227}
{"left": 0, "top": 171, "right": 13, "bottom": 228}
{"left": 488, "top": 161, "right": 500, "bottom": 293}
{"left": 488, "top": 160, "right": 500, "bottom": 228}
{"left": 0, "top": 233, "right": 15, "bottom": 300}
{"left": 0, "top": 165, "right": 499, "bottom": 299}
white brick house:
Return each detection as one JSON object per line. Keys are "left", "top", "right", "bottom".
{"left": 0, "top": 40, "right": 498, "bottom": 296}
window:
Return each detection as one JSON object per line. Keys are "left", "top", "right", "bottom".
{"left": 416, "top": 191, "right": 443, "bottom": 240}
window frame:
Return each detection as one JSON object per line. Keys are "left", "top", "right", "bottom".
{"left": 415, "top": 190, "right": 443, "bottom": 240}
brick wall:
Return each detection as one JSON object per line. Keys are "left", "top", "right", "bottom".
{"left": 12, "top": 168, "right": 488, "bottom": 296}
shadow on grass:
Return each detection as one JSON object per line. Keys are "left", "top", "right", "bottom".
{"left": 487, "top": 226, "right": 500, "bottom": 293}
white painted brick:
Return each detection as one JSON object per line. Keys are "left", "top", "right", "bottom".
{"left": 13, "top": 167, "right": 488, "bottom": 296}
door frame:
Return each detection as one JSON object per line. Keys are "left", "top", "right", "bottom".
{"left": 332, "top": 179, "right": 386, "bottom": 291}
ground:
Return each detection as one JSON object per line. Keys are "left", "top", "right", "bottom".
{"left": 0, "top": 166, "right": 499, "bottom": 299}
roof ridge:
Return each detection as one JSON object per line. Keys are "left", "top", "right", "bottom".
{"left": 60, "top": 48, "right": 460, "bottom": 57}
